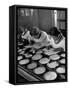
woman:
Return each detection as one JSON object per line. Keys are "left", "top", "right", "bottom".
{"left": 29, "top": 27, "right": 50, "bottom": 46}
{"left": 47, "top": 27, "right": 65, "bottom": 51}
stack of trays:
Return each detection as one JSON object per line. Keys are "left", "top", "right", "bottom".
{"left": 17, "top": 42, "right": 66, "bottom": 81}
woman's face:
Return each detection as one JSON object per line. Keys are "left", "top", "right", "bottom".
{"left": 30, "top": 27, "right": 40, "bottom": 38}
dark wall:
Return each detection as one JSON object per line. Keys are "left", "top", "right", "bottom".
{"left": 18, "top": 9, "right": 39, "bottom": 29}
{"left": 38, "top": 9, "right": 54, "bottom": 33}
{"left": 18, "top": 9, "right": 54, "bottom": 33}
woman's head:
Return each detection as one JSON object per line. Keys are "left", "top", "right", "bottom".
{"left": 30, "top": 27, "right": 40, "bottom": 37}
{"left": 49, "top": 27, "right": 60, "bottom": 37}
{"left": 19, "top": 26, "right": 28, "bottom": 36}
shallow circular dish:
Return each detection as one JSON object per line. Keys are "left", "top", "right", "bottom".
{"left": 25, "top": 54, "right": 32, "bottom": 58}
{"left": 32, "top": 54, "right": 42, "bottom": 60}
{"left": 43, "top": 71, "right": 57, "bottom": 80}
{"left": 59, "top": 59, "right": 65, "bottom": 64}
{"left": 17, "top": 56, "right": 23, "bottom": 60}
{"left": 49, "top": 54, "right": 60, "bottom": 60}
{"left": 33, "top": 67, "right": 46, "bottom": 74}
{"left": 18, "top": 49, "right": 22, "bottom": 53}
{"left": 36, "top": 50, "right": 43, "bottom": 54}
{"left": 61, "top": 53, "right": 65, "bottom": 57}
{"left": 18, "top": 43, "right": 23, "bottom": 46}
{"left": 27, "top": 62, "right": 37, "bottom": 69}
{"left": 56, "top": 67, "right": 65, "bottom": 74}
{"left": 47, "top": 61, "right": 59, "bottom": 68}
{"left": 29, "top": 48, "right": 36, "bottom": 54}
{"left": 39, "top": 58, "right": 50, "bottom": 64}
{"left": 44, "top": 51, "right": 59, "bottom": 56}
{"left": 19, "top": 51, "right": 25, "bottom": 55}
{"left": 19, "top": 59, "right": 29, "bottom": 65}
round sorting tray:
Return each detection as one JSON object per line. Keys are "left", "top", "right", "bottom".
{"left": 43, "top": 71, "right": 57, "bottom": 80}
{"left": 47, "top": 61, "right": 59, "bottom": 69}
{"left": 59, "top": 58, "right": 65, "bottom": 64}
{"left": 60, "top": 53, "right": 65, "bottom": 58}
{"left": 19, "top": 59, "right": 30, "bottom": 65}
{"left": 33, "top": 66, "right": 46, "bottom": 75}
{"left": 32, "top": 54, "right": 42, "bottom": 61}
{"left": 49, "top": 54, "right": 60, "bottom": 61}
{"left": 39, "top": 58, "right": 50, "bottom": 64}
{"left": 17, "top": 55, "right": 23, "bottom": 61}
{"left": 27, "top": 62, "right": 37, "bottom": 70}
{"left": 56, "top": 66, "right": 65, "bottom": 74}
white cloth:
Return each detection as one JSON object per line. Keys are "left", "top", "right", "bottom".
{"left": 21, "top": 30, "right": 65, "bottom": 51}
{"left": 47, "top": 35, "right": 65, "bottom": 51}
{"left": 33, "top": 31, "right": 48, "bottom": 42}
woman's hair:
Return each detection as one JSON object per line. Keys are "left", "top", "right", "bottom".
{"left": 30, "top": 27, "right": 40, "bottom": 36}
{"left": 49, "top": 27, "right": 60, "bottom": 37}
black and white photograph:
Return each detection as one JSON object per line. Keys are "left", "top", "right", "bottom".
{"left": 9, "top": 5, "right": 67, "bottom": 84}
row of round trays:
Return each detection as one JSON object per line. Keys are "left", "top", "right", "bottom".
{"left": 17, "top": 48, "right": 65, "bottom": 80}
{"left": 18, "top": 54, "right": 65, "bottom": 70}
{"left": 18, "top": 47, "right": 65, "bottom": 57}
{"left": 18, "top": 59, "right": 65, "bottom": 81}
{"left": 18, "top": 52, "right": 65, "bottom": 65}
{"left": 17, "top": 54, "right": 65, "bottom": 79}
